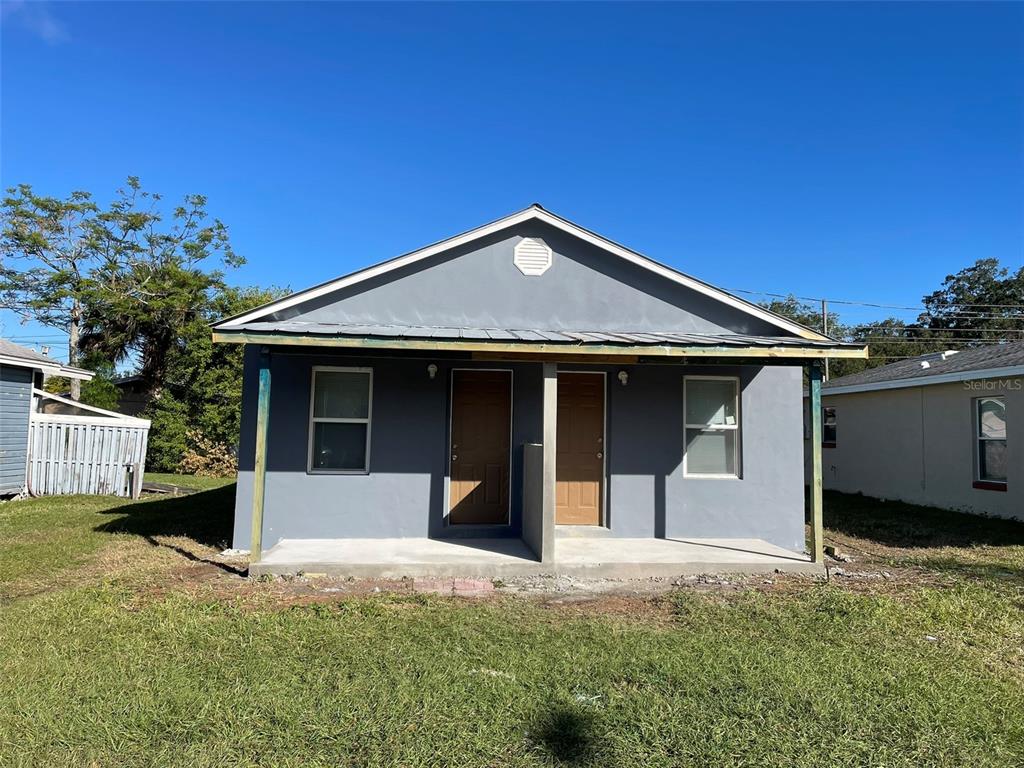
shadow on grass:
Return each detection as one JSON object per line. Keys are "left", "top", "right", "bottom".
{"left": 909, "top": 556, "right": 1024, "bottom": 582}
{"left": 531, "top": 704, "right": 602, "bottom": 766}
{"left": 816, "top": 490, "right": 1024, "bottom": 549}
{"left": 95, "top": 484, "right": 243, "bottom": 575}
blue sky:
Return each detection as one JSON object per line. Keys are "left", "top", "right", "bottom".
{"left": 2, "top": 1, "right": 1022, "bottom": 360}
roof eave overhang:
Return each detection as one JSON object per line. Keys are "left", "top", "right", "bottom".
{"left": 0, "top": 354, "right": 95, "bottom": 380}
{"left": 820, "top": 364, "right": 1024, "bottom": 395}
{"left": 212, "top": 330, "right": 868, "bottom": 360}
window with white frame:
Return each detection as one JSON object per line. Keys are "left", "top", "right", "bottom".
{"left": 684, "top": 377, "right": 740, "bottom": 477}
{"left": 976, "top": 396, "right": 1007, "bottom": 484}
{"left": 308, "top": 367, "right": 372, "bottom": 472}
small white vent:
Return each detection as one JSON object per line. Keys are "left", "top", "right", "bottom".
{"left": 513, "top": 237, "right": 553, "bottom": 276}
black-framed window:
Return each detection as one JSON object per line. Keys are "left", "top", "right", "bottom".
{"left": 823, "top": 407, "right": 837, "bottom": 446}
{"left": 308, "top": 367, "right": 373, "bottom": 473}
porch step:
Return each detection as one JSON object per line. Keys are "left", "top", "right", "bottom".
{"left": 555, "top": 525, "right": 614, "bottom": 538}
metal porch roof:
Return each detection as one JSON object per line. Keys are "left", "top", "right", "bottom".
{"left": 217, "top": 321, "right": 863, "bottom": 353}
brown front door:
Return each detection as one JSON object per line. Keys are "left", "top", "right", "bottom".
{"left": 556, "top": 372, "right": 604, "bottom": 525}
{"left": 448, "top": 370, "right": 511, "bottom": 525}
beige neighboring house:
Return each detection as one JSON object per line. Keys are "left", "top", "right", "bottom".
{"left": 805, "top": 342, "right": 1023, "bottom": 521}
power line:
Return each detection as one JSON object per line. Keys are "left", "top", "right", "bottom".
{"left": 847, "top": 326, "right": 1024, "bottom": 334}
{"left": 731, "top": 287, "right": 1024, "bottom": 312}
{"left": 855, "top": 339, "right": 1021, "bottom": 345}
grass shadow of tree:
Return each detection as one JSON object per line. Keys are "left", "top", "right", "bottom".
{"left": 908, "top": 555, "right": 1024, "bottom": 582}
{"left": 819, "top": 491, "right": 1024, "bottom": 549}
{"left": 94, "top": 484, "right": 242, "bottom": 575}
{"left": 530, "top": 703, "right": 604, "bottom": 766}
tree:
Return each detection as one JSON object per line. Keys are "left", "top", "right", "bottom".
{"left": 842, "top": 318, "right": 948, "bottom": 375}
{"left": 142, "top": 392, "right": 191, "bottom": 473}
{"left": 760, "top": 296, "right": 842, "bottom": 337}
{"left": 920, "top": 258, "right": 1024, "bottom": 343}
{"left": 0, "top": 185, "right": 99, "bottom": 399}
{"left": 760, "top": 296, "right": 946, "bottom": 378}
{"left": 77, "top": 355, "right": 121, "bottom": 412}
{"left": 165, "top": 285, "right": 284, "bottom": 448}
{"left": 80, "top": 177, "right": 243, "bottom": 397}
{"left": 139, "top": 284, "right": 284, "bottom": 473}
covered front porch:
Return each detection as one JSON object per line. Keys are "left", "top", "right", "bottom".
{"left": 248, "top": 534, "right": 821, "bottom": 578}
{"left": 217, "top": 327, "right": 864, "bottom": 579}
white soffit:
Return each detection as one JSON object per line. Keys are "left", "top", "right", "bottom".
{"left": 513, "top": 237, "right": 552, "bottom": 276}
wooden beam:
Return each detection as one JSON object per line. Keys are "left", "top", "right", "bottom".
{"left": 808, "top": 362, "right": 824, "bottom": 564}
{"left": 212, "top": 331, "right": 869, "bottom": 360}
{"left": 472, "top": 351, "right": 639, "bottom": 364}
{"left": 250, "top": 349, "right": 271, "bottom": 565}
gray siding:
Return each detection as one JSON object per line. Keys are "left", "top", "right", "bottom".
{"left": 272, "top": 221, "right": 787, "bottom": 337}
{"left": 807, "top": 380, "right": 1022, "bottom": 521}
{"left": 0, "top": 366, "right": 33, "bottom": 494}
{"left": 233, "top": 348, "right": 806, "bottom": 553}
{"left": 608, "top": 363, "right": 805, "bottom": 549}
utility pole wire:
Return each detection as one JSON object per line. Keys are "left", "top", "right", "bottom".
{"left": 730, "top": 287, "right": 1024, "bottom": 312}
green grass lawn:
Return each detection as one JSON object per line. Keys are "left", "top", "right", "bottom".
{"left": 144, "top": 472, "right": 237, "bottom": 493}
{"left": 0, "top": 474, "right": 234, "bottom": 598}
{"left": 0, "top": 487, "right": 1022, "bottom": 767}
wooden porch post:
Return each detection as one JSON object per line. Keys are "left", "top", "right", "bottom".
{"left": 808, "top": 361, "right": 824, "bottom": 564}
{"left": 250, "top": 347, "right": 271, "bottom": 564}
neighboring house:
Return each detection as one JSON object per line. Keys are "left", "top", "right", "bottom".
{"left": 0, "top": 339, "right": 151, "bottom": 499}
{"left": 111, "top": 375, "right": 151, "bottom": 417}
{"left": 0, "top": 340, "right": 93, "bottom": 495}
{"left": 805, "top": 343, "right": 1023, "bottom": 520}
{"left": 212, "top": 205, "right": 866, "bottom": 576}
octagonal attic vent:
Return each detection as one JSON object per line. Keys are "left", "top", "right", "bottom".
{"left": 513, "top": 237, "right": 553, "bottom": 276}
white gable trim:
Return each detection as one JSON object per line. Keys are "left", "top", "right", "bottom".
{"left": 216, "top": 206, "right": 828, "bottom": 341}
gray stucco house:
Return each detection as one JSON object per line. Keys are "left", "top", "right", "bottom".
{"left": 213, "top": 206, "right": 866, "bottom": 576}
{"left": 0, "top": 340, "right": 93, "bottom": 496}
{"left": 806, "top": 343, "right": 1023, "bottom": 521}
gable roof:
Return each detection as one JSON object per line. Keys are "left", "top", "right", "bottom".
{"left": 0, "top": 339, "right": 94, "bottom": 380}
{"left": 214, "top": 205, "right": 830, "bottom": 342}
{"left": 823, "top": 342, "right": 1024, "bottom": 395}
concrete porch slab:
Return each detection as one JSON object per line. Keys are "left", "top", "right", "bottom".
{"left": 250, "top": 536, "right": 822, "bottom": 578}
{"left": 554, "top": 537, "right": 820, "bottom": 577}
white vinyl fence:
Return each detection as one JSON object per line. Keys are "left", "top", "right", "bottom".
{"left": 28, "top": 413, "right": 150, "bottom": 498}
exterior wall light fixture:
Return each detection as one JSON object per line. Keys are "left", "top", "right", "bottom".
{"left": 427, "top": 364, "right": 438, "bottom": 380}
{"left": 618, "top": 370, "right": 629, "bottom": 386}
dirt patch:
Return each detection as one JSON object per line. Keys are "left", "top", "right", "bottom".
{"left": 32, "top": 511, "right": 1012, "bottom": 615}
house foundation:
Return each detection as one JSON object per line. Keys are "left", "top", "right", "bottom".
{"left": 248, "top": 536, "right": 824, "bottom": 579}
